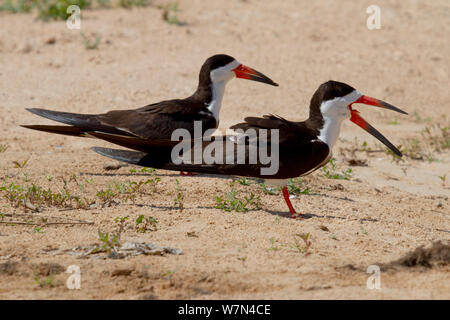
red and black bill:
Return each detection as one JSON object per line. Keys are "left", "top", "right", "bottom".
{"left": 233, "top": 64, "right": 279, "bottom": 86}
{"left": 349, "top": 95, "right": 407, "bottom": 157}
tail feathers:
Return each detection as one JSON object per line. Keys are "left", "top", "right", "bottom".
{"left": 26, "top": 108, "right": 95, "bottom": 127}
{"left": 25, "top": 108, "right": 135, "bottom": 137}
{"left": 88, "top": 131, "right": 181, "bottom": 152}
{"left": 91, "top": 146, "right": 222, "bottom": 175}
{"left": 20, "top": 125, "right": 89, "bottom": 137}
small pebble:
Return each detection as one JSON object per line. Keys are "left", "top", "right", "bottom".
{"left": 45, "top": 37, "right": 56, "bottom": 45}
{"left": 103, "top": 161, "right": 127, "bottom": 170}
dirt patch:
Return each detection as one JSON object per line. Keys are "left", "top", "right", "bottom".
{"left": 33, "top": 262, "right": 65, "bottom": 276}
{"left": 0, "top": 261, "right": 19, "bottom": 276}
{"left": 386, "top": 241, "right": 450, "bottom": 269}
{"left": 0, "top": 0, "right": 449, "bottom": 299}
{"left": 334, "top": 241, "right": 450, "bottom": 280}
{"left": 111, "top": 268, "right": 134, "bottom": 277}
{"left": 336, "top": 242, "right": 450, "bottom": 273}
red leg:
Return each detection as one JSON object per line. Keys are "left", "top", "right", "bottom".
{"left": 282, "top": 186, "right": 301, "bottom": 219}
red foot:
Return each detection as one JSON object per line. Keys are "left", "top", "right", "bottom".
{"left": 282, "top": 186, "right": 301, "bottom": 219}
{"left": 180, "top": 171, "right": 194, "bottom": 176}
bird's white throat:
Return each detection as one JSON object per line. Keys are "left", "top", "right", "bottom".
{"left": 317, "top": 90, "right": 362, "bottom": 149}
{"left": 207, "top": 60, "right": 241, "bottom": 120}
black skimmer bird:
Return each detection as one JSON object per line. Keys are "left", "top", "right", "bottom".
{"left": 22, "top": 54, "right": 278, "bottom": 153}
{"left": 90, "top": 80, "right": 406, "bottom": 219}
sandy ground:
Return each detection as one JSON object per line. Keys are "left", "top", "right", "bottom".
{"left": 0, "top": 0, "right": 449, "bottom": 299}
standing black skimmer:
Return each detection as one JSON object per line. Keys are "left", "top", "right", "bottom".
{"left": 22, "top": 54, "right": 278, "bottom": 155}
{"left": 91, "top": 80, "right": 407, "bottom": 219}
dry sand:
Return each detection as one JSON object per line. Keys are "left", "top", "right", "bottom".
{"left": 0, "top": 0, "right": 449, "bottom": 299}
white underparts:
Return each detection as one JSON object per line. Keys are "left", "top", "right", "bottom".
{"left": 207, "top": 60, "right": 241, "bottom": 120}
{"left": 264, "top": 179, "right": 288, "bottom": 187}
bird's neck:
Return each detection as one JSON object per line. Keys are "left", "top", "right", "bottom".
{"left": 189, "top": 74, "right": 228, "bottom": 121}
{"left": 307, "top": 94, "right": 356, "bottom": 150}
{"left": 317, "top": 115, "right": 344, "bottom": 149}
{"left": 206, "top": 80, "right": 228, "bottom": 120}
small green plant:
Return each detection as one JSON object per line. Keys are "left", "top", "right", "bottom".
{"left": 235, "top": 178, "right": 252, "bottom": 186}
{"left": 392, "top": 138, "right": 422, "bottom": 160}
{"left": 119, "top": 0, "right": 150, "bottom": 8}
{"left": 113, "top": 215, "right": 129, "bottom": 238}
{"left": 129, "top": 177, "right": 160, "bottom": 193}
{"left": 321, "top": 158, "right": 352, "bottom": 180}
{"left": 360, "top": 226, "right": 368, "bottom": 235}
{"left": 162, "top": 1, "right": 183, "bottom": 25}
{"left": 97, "top": 229, "right": 120, "bottom": 253}
{"left": 161, "top": 269, "right": 175, "bottom": 280}
{"left": 13, "top": 159, "right": 29, "bottom": 168}
{"left": 292, "top": 233, "right": 312, "bottom": 255}
{"left": 237, "top": 256, "right": 247, "bottom": 264}
{"left": 96, "top": 177, "right": 160, "bottom": 204}
{"left": 80, "top": 32, "right": 101, "bottom": 50}
{"left": 173, "top": 178, "right": 184, "bottom": 211}
{"left": 215, "top": 189, "right": 259, "bottom": 212}
{"left": 33, "top": 265, "right": 57, "bottom": 288}
{"left": 96, "top": 0, "right": 110, "bottom": 7}
{"left": 259, "top": 183, "right": 278, "bottom": 195}
{"left": 387, "top": 118, "right": 400, "bottom": 125}
{"left": 388, "top": 124, "right": 450, "bottom": 162}
{"left": 423, "top": 125, "right": 450, "bottom": 151}
{"left": 287, "top": 178, "right": 314, "bottom": 195}
{"left": 438, "top": 174, "right": 447, "bottom": 187}
{"left": 259, "top": 178, "right": 317, "bottom": 198}
{"left": 135, "top": 214, "right": 157, "bottom": 232}
{"left": 129, "top": 166, "right": 155, "bottom": 174}
{"left": 0, "top": 0, "right": 34, "bottom": 13}
{"left": 174, "top": 192, "right": 184, "bottom": 211}
{"left": 0, "top": 144, "right": 8, "bottom": 153}
{"left": 412, "top": 111, "right": 431, "bottom": 123}
{"left": 268, "top": 237, "right": 279, "bottom": 251}
{"left": 96, "top": 187, "right": 116, "bottom": 203}
{"left": 35, "top": 0, "right": 91, "bottom": 21}
{"left": 23, "top": 173, "right": 30, "bottom": 182}
{"left": 34, "top": 273, "right": 56, "bottom": 287}
{"left": 360, "top": 141, "right": 370, "bottom": 152}
{"left": 1, "top": 179, "right": 91, "bottom": 209}
{"left": 33, "top": 226, "right": 44, "bottom": 233}
{"left": 440, "top": 127, "right": 450, "bottom": 149}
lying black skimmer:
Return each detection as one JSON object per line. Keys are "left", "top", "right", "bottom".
{"left": 92, "top": 80, "right": 407, "bottom": 218}
{"left": 22, "top": 53, "right": 277, "bottom": 149}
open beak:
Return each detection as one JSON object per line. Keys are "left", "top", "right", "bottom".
{"left": 233, "top": 64, "right": 278, "bottom": 86}
{"left": 349, "top": 95, "right": 408, "bottom": 157}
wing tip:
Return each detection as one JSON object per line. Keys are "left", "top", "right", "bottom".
{"left": 25, "top": 107, "right": 43, "bottom": 114}
{"left": 91, "top": 146, "right": 146, "bottom": 165}
{"left": 91, "top": 146, "right": 112, "bottom": 157}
